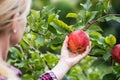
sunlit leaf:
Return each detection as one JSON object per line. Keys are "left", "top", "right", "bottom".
{"left": 31, "top": 9, "right": 40, "bottom": 19}
{"left": 66, "top": 13, "right": 78, "bottom": 18}
{"left": 53, "top": 19, "right": 71, "bottom": 32}
{"left": 104, "top": 0, "right": 110, "bottom": 12}
{"left": 89, "top": 25, "right": 103, "bottom": 32}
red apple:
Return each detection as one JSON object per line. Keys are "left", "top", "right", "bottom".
{"left": 112, "top": 44, "right": 120, "bottom": 63}
{"left": 68, "top": 30, "right": 90, "bottom": 54}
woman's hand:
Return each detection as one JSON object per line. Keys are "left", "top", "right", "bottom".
{"left": 60, "top": 36, "right": 91, "bottom": 68}
{"left": 52, "top": 36, "right": 91, "bottom": 80}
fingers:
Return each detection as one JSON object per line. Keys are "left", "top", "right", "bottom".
{"left": 86, "top": 41, "right": 91, "bottom": 53}
{"left": 89, "top": 41, "right": 91, "bottom": 49}
{"left": 61, "top": 36, "right": 70, "bottom": 56}
{"left": 60, "top": 38, "right": 92, "bottom": 67}
{"left": 73, "top": 41, "right": 92, "bottom": 62}
{"left": 81, "top": 41, "right": 91, "bottom": 56}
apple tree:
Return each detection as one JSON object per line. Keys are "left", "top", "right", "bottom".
{"left": 8, "top": 0, "right": 120, "bottom": 80}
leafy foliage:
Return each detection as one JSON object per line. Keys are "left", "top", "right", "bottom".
{"left": 8, "top": 0, "right": 120, "bottom": 80}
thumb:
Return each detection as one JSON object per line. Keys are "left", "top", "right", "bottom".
{"left": 61, "top": 36, "right": 68, "bottom": 50}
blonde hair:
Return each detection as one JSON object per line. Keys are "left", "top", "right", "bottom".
{"left": 0, "top": 0, "right": 31, "bottom": 31}
{"left": 0, "top": 0, "right": 31, "bottom": 79}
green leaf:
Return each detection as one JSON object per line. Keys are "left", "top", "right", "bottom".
{"left": 31, "top": 9, "right": 40, "bottom": 19}
{"left": 80, "top": 0, "right": 92, "bottom": 10}
{"left": 104, "top": 0, "right": 110, "bottom": 12}
{"left": 102, "top": 73, "right": 117, "bottom": 80}
{"left": 89, "top": 25, "right": 103, "bottom": 32}
{"left": 114, "top": 65, "right": 120, "bottom": 72}
{"left": 35, "top": 35, "right": 45, "bottom": 45}
{"left": 48, "top": 14, "right": 56, "bottom": 24}
{"left": 105, "top": 34, "right": 116, "bottom": 46}
{"left": 50, "top": 44, "right": 61, "bottom": 50}
{"left": 22, "top": 74, "right": 34, "bottom": 80}
{"left": 31, "top": 52, "right": 40, "bottom": 59}
{"left": 50, "top": 19, "right": 71, "bottom": 33}
{"left": 78, "top": 10, "right": 86, "bottom": 23}
{"left": 66, "top": 13, "right": 78, "bottom": 18}
{"left": 87, "top": 11, "right": 98, "bottom": 22}
{"left": 103, "top": 51, "right": 111, "bottom": 61}
{"left": 89, "top": 31, "right": 106, "bottom": 48}
{"left": 44, "top": 52, "right": 59, "bottom": 67}
{"left": 39, "top": 20, "right": 45, "bottom": 26}
{"left": 89, "top": 31, "right": 102, "bottom": 38}
{"left": 50, "top": 22, "right": 66, "bottom": 34}
{"left": 9, "top": 47, "right": 22, "bottom": 59}
{"left": 105, "top": 15, "right": 120, "bottom": 23}
{"left": 53, "top": 19, "right": 71, "bottom": 32}
{"left": 91, "top": 48, "right": 106, "bottom": 55}
{"left": 47, "top": 36, "right": 63, "bottom": 47}
{"left": 48, "top": 25, "right": 57, "bottom": 35}
{"left": 89, "top": 32, "right": 104, "bottom": 44}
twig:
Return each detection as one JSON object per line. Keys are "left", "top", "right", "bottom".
{"left": 31, "top": 29, "right": 45, "bottom": 36}
{"left": 83, "top": 14, "right": 120, "bottom": 31}
{"left": 15, "top": 44, "right": 33, "bottom": 69}
{"left": 15, "top": 44, "right": 25, "bottom": 54}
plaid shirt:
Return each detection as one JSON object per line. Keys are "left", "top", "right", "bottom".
{"left": 0, "top": 65, "right": 57, "bottom": 80}
{"left": 38, "top": 71, "right": 57, "bottom": 80}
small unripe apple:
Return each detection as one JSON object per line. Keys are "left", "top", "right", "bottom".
{"left": 112, "top": 44, "right": 120, "bottom": 63}
{"left": 68, "top": 30, "right": 90, "bottom": 54}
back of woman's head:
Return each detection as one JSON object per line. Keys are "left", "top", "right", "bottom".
{"left": 0, "top": 0, "right": 31, "bottom": 79}
{"left": 0, "top": 0, "right": 31, "bottom": 31}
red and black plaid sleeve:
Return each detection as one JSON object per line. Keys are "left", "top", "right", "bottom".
{"left": 38, "top": 71, "right": 57, "bottom": 80}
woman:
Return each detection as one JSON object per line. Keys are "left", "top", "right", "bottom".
{"left": 0, "top": 0, "right": 91, "bottom": 80}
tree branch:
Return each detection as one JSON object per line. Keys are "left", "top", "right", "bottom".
{"left": 83, "top": 14, "right": 120, "bottom": 31}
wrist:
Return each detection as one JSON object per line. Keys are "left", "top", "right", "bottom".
{"left": 59, "top": 58, "right": 75, "bottom": 68}
{"left": 58, "top": 59, "right": 71, "bottom": 70}
{"left": 51, "top": 60, "right": 71, "bottom": 80}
